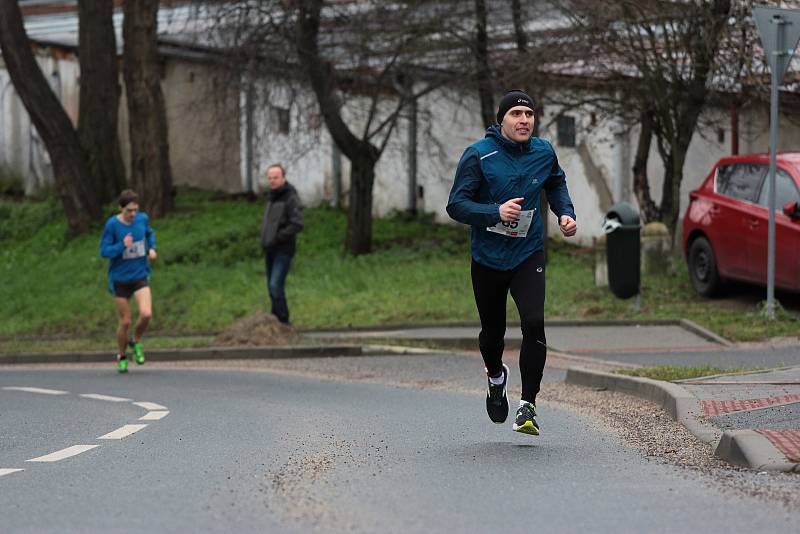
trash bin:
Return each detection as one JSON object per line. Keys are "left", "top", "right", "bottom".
{"left": 602, "top": 202, "right": 640, "bottom": 299}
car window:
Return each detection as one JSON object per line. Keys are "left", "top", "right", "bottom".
{"left": 715, "top": 163, "right": 765, "bottom": 202}
{"left": 756, "top": 167, "right": 800, "bottom": 209}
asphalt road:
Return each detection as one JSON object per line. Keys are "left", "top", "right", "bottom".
{"left": 1, "top": 361, "right": 798, "bottom": 533}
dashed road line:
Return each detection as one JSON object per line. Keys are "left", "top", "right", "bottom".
{"left": 80, "top": 393, "right": 132, "bottom": 402}
{"left": 0, "top": 468, "right": 24, "bottom": 477}
{"left": 134, "top": 401, "right": 167, "bottom": 411}
{"left": 27, "top": 445, "right": 100, "bottom": 463}
{"left": 3, "top": 386, "right": 68, "bottom": 395}
{"left": 98, "top": 424, "right": 148, "bottom": 440}
{"left": 139, "top": 411, "right": 169, "bottom": 421}
{"left": 4, "top": 387, "right": 169, "bottom": 477}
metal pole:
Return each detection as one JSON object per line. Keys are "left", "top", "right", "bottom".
{"left": 244, "top": 75, "right": 255, "bottom": 194}
{"left": 408, "top": 96, "right": 418, "bottom": 215}
{"left": 766, "top": 16, "right": 786, "bottom": 320}
{"left": 766, "top": 68, "right": 778, "bottom": 319}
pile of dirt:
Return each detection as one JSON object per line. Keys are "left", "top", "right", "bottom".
{"left": 213, "top": 311, "right": 298, "bottom": 346}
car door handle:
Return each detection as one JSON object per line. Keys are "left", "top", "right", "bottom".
{"left": 709, "top": 206, "right": 721, "bottom": 216}
{"left": 748, "top": 218, "right": 760, "bottom": 229}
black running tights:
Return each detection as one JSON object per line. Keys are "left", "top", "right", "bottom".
{"left": 471, "top": 251, "right": 546, "bottom": 404}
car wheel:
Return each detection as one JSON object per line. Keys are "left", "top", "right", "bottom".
{"left": 688, "top": 236, "right": 723, "bottom": 297}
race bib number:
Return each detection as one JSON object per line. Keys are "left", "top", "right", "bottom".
{"left": 486, "top": 209, "right": 535, "bottom": 238}
{"left": 123, "top": 239, "right": 146, "bottom": 259}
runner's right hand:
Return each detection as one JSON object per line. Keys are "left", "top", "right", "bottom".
{"left": 499, "top": 197, "right": 524, "bottom": 222}
{"left": 123, "top": 233, "right": 133, "bottom": 248}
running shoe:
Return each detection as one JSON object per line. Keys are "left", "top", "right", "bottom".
{"left": 129, "top": 339, "right": 145, "bottom": 365}
{"left": 117, "top": 354, "right": 128, "bottom": 374}
{"left": 512, "top": 402, "right": 540, "bottom": 435}
{"left": 485, "top": 363, "right": 510, "bottom": 424}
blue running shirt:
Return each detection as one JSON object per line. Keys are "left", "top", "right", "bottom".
{"left": 99, "top": 212, "right": 156, "bottom": 293}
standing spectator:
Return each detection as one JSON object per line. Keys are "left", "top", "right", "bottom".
{"left": 260, "top": 164, "right": 304, "bottom": 325}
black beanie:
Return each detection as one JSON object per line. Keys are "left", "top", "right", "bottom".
{"left": 496, "top": 90, "right": 534, "bottom": 125}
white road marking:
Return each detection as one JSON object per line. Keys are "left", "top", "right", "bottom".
{"left": 80, "top": 393, "right": 131, "bottom": 402}
{"left": 5, "top": 389, "right": 169, "bottom": 474}
{"left": 3, "top": 386, "right": 68, "bottom": 395}
{"left": 27, "top": 445, "right": 99, "bottom": 462}
{"left": 0, "top": 468, "right": 24, "bottom": 477}
{"left": 98, "top": 424, "right": 148, "bottom": 440}
{"left": 139, "top": 411, "right": 169, "bottom": 421}
{"left": 133, "top": 401, "right": 167, "bottom": 411}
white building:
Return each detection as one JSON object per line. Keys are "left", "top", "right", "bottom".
{"left": 3, "top": 2, "right": 800, "bottom": 246}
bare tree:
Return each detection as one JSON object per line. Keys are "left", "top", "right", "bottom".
{"left": 78, "top": 0, "right": 126, "bottom": 204}
{"left": 549, "top": 0, "right": 734, "bottom": 236}
{"left": 0, "top": 0, "right": 100, "bottom": 234}
{"left": 123, "top": 0, "right": 174, "bottom": 217}
{"left": 200, "top": 0, "right": 455, "bottom": 254}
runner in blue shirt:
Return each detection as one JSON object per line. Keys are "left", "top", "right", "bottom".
{"left": 99, "top": 189, "right": 157, "bottom": 373}
{"left": 447, "top": 90, "right": 577, "bottom": 435}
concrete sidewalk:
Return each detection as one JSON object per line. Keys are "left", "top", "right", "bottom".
{"left": 302, "top": 319, "right": 729, "bottom": 352}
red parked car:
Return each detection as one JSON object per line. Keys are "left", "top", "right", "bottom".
{"left": 682, "top": 152, "right": 800, "bottom": 297}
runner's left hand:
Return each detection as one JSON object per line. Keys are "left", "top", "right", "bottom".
{"left": 148, "top": 249, "right": 158, "bottom": 261}
{"left": 559, "top": 215, "right": 577, "bottom": 237}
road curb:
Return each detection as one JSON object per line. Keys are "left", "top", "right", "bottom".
{"left": 715, "top": 430, "right": 800, "bottom": 472}
{"left": 565, "top": 367, "right": 720, "bottom": 445}
{"left": 678, "top": 319, "right": 733, "bottom": 347}
{"left": 564, "top": 366, "right": 800, "bottom": 471}
{"left": 0, "top": 344, "right": 443, "bottom": 365}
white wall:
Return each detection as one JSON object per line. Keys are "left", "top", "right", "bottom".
{"left": 0, "top": 51, "right": 79, "bottom": 194}
{"left": 7, "top": 49, "right": 800, "bottom": 249}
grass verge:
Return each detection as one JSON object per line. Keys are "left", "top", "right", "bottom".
{"left": 1, "top": 189, "right": 799, "bottom": 352}
{"left": 615, "top": 365, "right": 761, "bottom": 381}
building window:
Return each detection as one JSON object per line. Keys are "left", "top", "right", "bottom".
{"left": 271, "top": 106, "right": 290, "bottom": 134}
{"left": 556, "top": 115, "right": 576, "bottom": 147}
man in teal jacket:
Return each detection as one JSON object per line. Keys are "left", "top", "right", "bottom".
{"left": 447, "top": 90, "right": 577, "bottom": 435}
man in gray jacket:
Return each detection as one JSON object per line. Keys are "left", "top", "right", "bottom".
{"left": 260, "top": 164, "right": 304, "bottom": 324}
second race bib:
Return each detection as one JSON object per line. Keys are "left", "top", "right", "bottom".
{"left": 123, "top": 239, "right": 146, "bottom": 259}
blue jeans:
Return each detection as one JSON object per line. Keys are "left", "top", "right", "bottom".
{"left": 264, "top": 250, "right": 293, "bottom": 324}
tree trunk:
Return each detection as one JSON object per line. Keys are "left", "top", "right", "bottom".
{"left": 0, "top": 0, "right": 100, "bottom": 234}
{"left": 660, "top": 146, "right": 684, "bottom": 236}
{"left": 346, "top": 156, "right": 376, "bottom": 255}
{"left": 632, "top": 110, "right": 660, "bottom": 223}
{"left": 78, "top": 0, "right": 126, "bottom": 204}
{"left": 295, "top": 0, "right": 379, "bottom": 255}
{"left": 123, "top": 0, "right": 174, "bottom": 218}
{"left": 474, "top": 0, "right": 494, "bottom": 128}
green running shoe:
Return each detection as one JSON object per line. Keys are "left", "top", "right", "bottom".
{"left": 129, "top": 339, "right": 145, "bottom": 365}
{"left": 512, "top": 402, "right": 540, "bottom": 436}
{"left": 117, "top": 354, "right": 129, "bottom": 373}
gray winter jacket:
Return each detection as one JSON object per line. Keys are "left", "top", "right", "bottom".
{"left": 260, "top": 182, "right": 304, "bottom": 254}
